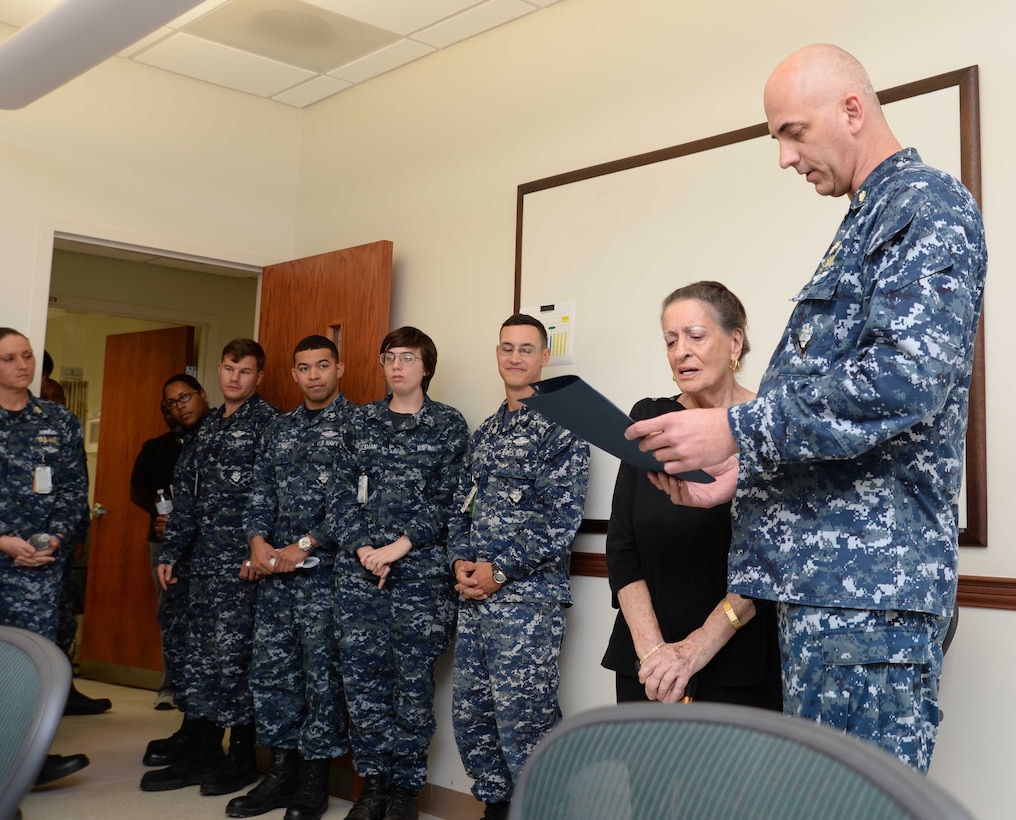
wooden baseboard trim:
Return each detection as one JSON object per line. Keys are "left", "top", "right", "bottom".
{"left": 571, "top": 551, "right": 1016, "bottom": 611}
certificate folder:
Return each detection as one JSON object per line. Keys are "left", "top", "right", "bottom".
{"left": 521, "top": 375, "right": 714, "bottom": 483}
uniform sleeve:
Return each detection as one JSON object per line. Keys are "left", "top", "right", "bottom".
{"left": 494, "top": 427, "right": 589, "bottom": 581}
{"left": 159, "top": 439, "right": 200, "bottom": 565}
{"left": 447, "top": 429, "right": 482, "bottom": 568}
{"left": 243, "top": 423, "right": 279, "bottom": 544}
{"left": 50, "top": 413, "right": 88, "bottom": 540}
{"left": 401, "top": 410, "right": 470, "bottom": 549}
{"left": 730, "top": 192, "right": 983, "bottom": 474}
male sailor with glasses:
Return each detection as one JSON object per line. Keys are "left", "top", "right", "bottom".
{"left": 449, "top": 313, "right": 589, "bottom": 820}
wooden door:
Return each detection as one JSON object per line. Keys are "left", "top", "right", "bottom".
{"left": 258, "top": 241, "right": 392, "bottom": 410}
{"left": 81, "top": 326, "right": 194, "bottom": 673}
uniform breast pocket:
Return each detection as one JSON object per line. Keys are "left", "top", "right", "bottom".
{"left": 777, "top": 265, "right": 864, "bottom": 376}
{"left": 490, "top": 464, "right": 537, "bottom": 517}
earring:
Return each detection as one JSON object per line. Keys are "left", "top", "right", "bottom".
{"left": 729, "top": 359, "right": 742, "bottom": 373}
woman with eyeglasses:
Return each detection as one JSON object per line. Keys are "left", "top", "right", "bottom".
{"left": 335, "top": 326, "right": 469, "bottom": 820}
{"left": 601, "top": 282, "right": 782, "bottom": 710}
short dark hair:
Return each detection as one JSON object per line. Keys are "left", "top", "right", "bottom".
{"left": 162, "top": 373, "right": 203, "bottom": 397}
{"left": 293, "top": 335, "right": 338, "bottom": 362}
{"left": 500, "top": 313, "right": 548, "bottom": 348}
{"left": 221, "top": 338, "right": 266, "bottom": 370}
{"left": 42, "top": 350, "right": 55, "bottom": 378}
{"left": 0, "top": 327, "right": 27, "bottom": 343}
{"left": 661, "top": 281, "right": 751, "bottom": 360}
{"left": 381, "top": 326, "right": 437, "bottom": 393}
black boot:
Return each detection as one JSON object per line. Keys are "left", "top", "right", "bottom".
{"left": 64, "top": 682, "right": 112, "bottom": 715}
{"left": 226, "top": 747, "right": 299, "bottom": 818}
{"left": 200, "top": 722, "right": 259, "bottom": 795}
{"left": 383, "top": 786, "right": 418, "bottom": 820}
{"left": 33, "top": 753, "right": 90, "bottom": 786}
{"left": 481, "top": 802, "right": 511, "bottom": 820}
{"left": 143, "top": 715, "right": 197, "bottom": 766}
{"left": 140, "top": 718, "right": 224, "bottom": 791}
{"left": 345, "top": 775, "right": 389, "bottom": 820}
{"left": 284, "top": 758, "right": 331, "bottom": 820}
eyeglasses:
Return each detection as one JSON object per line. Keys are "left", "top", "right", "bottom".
{"left": 164, "top": 391, "right": 197, "bottom": 409}
{"left": 380, "top": 352, "right": 421, "bottom": 366}
{"left": 496, "top": 343, "right": 541, "bottom": 358}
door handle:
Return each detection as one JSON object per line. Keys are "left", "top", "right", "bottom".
{"left": 92, "top": 502, "right": 109, "bottom": 517}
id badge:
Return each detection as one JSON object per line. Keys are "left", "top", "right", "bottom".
{"left": 460, "top": 484, "right": 478, "bottom": 514}
{"left": 34, "top": 465, "right": 53, "bottom": 494}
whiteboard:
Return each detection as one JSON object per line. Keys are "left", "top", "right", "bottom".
{"left": 518, "top": 83, "right": 967, "bottom": 528}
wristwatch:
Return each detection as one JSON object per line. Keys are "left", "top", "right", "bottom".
{"left": 297, "top": 535, "right": 315, "bottom": 553}
{"left": 491, "top": 561, "right": 507, "bottom": 585}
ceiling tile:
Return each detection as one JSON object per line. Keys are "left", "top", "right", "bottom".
{"left": 526, "top": 0, "right": 561, "bottom": 6}
{"left": 273, "top": 73, "right": 350, "bottom": 107}
{"left": 301, "top": 0, "right": 485, "bottom": 36}
{"left": 184, "top": 0, "right": 399, "bottom": 73}
{"left": 0, "top": 0, "right": 61, "bottom": 29}
{"left": 413, "top": 0, "right": 533, "bottom": 49}
{"left": 328, "top": 38, "right": 433, "bottom": 84}
{"left": 134, "top": 32, "right": 315, "bottom": 97}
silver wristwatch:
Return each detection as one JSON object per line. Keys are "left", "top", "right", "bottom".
{"left": 491, "top": 561, "right": 507, "bottom": 585}
{"left": 298, "top": 535, "right": 314, "bottom": 553}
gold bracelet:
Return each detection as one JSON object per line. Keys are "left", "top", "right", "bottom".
{"left": 638, "top": 642, "right": 665, "bottom": 667}
{"left": 722, "top": 597, "right": 743, "bottom": 630}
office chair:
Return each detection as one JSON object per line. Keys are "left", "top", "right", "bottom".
{"left": 509, "top": 702, "right": 973, "bottom": 820}
{"left": 0, "top": 626, "right": 72, "bottom": 820}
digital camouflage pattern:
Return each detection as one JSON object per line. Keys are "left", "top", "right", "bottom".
{"left": 778, "top": 603, "right": 947, "bottom": 773}
{"left": 448, "top": 402, "right": 588, "bottom": 803}
{"left": 728, "top": 149, "right": 987, "bottom": 617}
{"left": 159, "top": 394, "right": 279, "bottom": 726}
{"left": 0, "top": 396, "right": 87, "bottom": 639}
{"left": 452, "top": 601, "right": 566, "bottom": 803}
{"left": 244, "top": 394, "right": 358, "bottom": 758}
{"left": 336, "top": 396, "right": 467, "bottom": 790}
{"left": 447, "top": 403, "right": 589, "bottom": 605}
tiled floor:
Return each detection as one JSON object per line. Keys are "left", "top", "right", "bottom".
{"left": 20, "top": 679, "right": 445, "bottom": 820}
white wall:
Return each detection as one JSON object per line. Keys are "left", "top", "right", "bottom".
{"left": 294, "top": 1, "right": 1016, "bottom": 817}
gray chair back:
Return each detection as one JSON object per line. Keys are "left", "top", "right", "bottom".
{"left": 0, "top": 626, "right": 72, "bottom": 820}
{"left": 509, "top": 702, "right": 973, "bottom": 820}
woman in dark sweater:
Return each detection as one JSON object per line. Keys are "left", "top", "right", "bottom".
{"left": 602, "top": 282, "right": 782, "bottom": 709}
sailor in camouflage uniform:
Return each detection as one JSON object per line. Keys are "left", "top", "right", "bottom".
{"left": 628, "top": 46, "right": 987, "bottom": 773}
{"left": 449, "top": 315, "right": 588, "bottom": 820}
{"left": 337, "top": 327, "right": 468, "bottom": 820}
{"left": 142, "top": 340, "right": 280, "bottom": 795}
{"left": 227, "top": 335, "right": 358, "bottom": 820}
{"left": 0, "top": 327, "right": 91, "bottom": 781}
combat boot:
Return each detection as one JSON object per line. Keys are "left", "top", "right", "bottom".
{"left": 226, "top": 747, "right": 300, "bottom": 817}
{"left": 143, "top": 715, "right": 197, "bottom": 766}
{"left": 140, "top": 717, "right": 225, "bottom": 791}
{"left": 284, "top": 758, "right": 331, "bottom": 820}
{"left": 201, "top": 722, "right": 259, "bottom": 795}
{"left": 481, "top": 802, "right": 510, "bottom": 820}
{"left": 383, "top": 785, "right": 419, "bottom": 820}
{"left": 344, "top": 775, "right": 388, "bottom": 820}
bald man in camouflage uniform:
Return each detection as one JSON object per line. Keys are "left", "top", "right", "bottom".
{"left": 227, "top": 335, "right": 358, "bottom": 820}
{"left": 450, "top": 315, "right": 588, "bottom": 820}
{"left": 628, "top": 45, "right": 987, "bottom": 772}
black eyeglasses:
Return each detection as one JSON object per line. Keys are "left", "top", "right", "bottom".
{"left": 380, "top": 352, "right": 421, "bottom": 366}
{"left": 164, "top": 391, "right": 197, "bottom": 409}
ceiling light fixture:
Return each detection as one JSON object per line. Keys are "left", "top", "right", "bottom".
{"left": 0, "top": 0, "right": 205, "bottom": 109}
